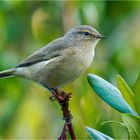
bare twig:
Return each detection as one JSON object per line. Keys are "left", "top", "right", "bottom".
{"left": 50, "top": 88, "right": 76, "bottom": 140}
{"left": 58, "top": 123, "right": 67, "bottom": 140}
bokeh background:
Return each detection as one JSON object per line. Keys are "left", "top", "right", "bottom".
{"left": 0, "top": 1, "right": 140, "bottom": 139}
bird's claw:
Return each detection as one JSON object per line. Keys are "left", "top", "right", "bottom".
{"left": 49, "top": 95, "right": 56, "bottom": 101}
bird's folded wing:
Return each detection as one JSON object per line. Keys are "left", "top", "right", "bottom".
{"left": 16, "top": 37, "right": 66, "bottom": 68}
{"left": 15, "top": 53, "right": 50, "bottom": 67}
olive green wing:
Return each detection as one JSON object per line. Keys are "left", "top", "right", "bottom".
{"left": 16, "top": 37, "right": 66, "bottom": 68}
{"left": 15, "top": 52, "right": 48, "bottom": 67}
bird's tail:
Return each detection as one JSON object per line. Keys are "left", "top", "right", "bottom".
{"left": 0, "top": 68, "right": 15, "bottom": 79}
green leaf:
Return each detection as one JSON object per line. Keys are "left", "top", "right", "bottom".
{"left": 101, "top": 120, "right": 125, "bottom": 127}
{"left": 134, "top": 74, "right": 140, "bottom": 115}
{"left": 116, "top": 75, "right": 136, "bottom": 111}
{"left": 87, "top": 74, "right": 138, "bottom": 116}
{"left": 85, "top": 126, "right": 114, "bottom": 140}
{"left": 121, "top": 113, "right": 140, "bottom": 139}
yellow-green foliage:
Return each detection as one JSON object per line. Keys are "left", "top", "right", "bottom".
{"left": 0, "top": 1, "right": 140, "bottom": 139}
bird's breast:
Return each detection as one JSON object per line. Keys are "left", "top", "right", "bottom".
{"left": 72, "top": 45, "right": 95, "bottom": 71}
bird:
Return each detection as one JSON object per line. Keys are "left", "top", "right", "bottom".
{"left": 0, "top": 25, "right": 106, "bottom": 92}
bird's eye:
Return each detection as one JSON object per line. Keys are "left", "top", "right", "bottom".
{"left": 83, "top": 32, "right": 90, "bottom": 37}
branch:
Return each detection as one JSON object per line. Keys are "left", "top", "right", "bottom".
{"left": 50, "top": 88, "right": 76, "bottom": 140}
{"left": 58, "top": 123, "right": 67, "bottom": 140}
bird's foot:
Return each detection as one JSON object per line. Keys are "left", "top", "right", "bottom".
{"left": 49, "top": 88, "right": 57, "bottom": 101}
{"left": 49, "top": 88, "right": 72, "bottom": 102}
{"left": 49, "top": 94, "right": 56, "bottom": 101}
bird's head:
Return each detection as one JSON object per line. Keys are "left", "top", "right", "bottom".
{"left": 64, "top": 25, "right": 106, "bottom": 47}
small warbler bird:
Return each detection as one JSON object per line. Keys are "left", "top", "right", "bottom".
{"left": 0, "top": 25, "right": 106, "bottom": 91}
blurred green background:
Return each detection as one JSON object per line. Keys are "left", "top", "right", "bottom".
{"left": 0, "top": 1, "right": 140, "bottom": 139}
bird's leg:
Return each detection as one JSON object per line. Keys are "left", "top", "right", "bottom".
{"left": 42, "top": 85, "right": 61, "bottom": 101}
{"left": 42, "top": 84, "right": 56, "bottom": 101}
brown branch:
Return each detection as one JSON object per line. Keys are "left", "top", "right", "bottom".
{"left": 67, "top": 122, "right": 76, "bottom": 139}
{"left": 58, "top": 123, "right": 67, "bottom": 140}
{"left": 50, "top": 88, "right": 76, "bottom": 140}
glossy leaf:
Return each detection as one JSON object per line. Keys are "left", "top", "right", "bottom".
{"left": 134, "top": 74, "right": 140, "bottom": 115}
{"left": 85, "top": 126, "right": 114, "bottom": 140}
{"left": 121, "top": 113, "right": 140, "bottom": 139}
{"left": 87, "top": 74, "right": 138, "bottom": 116}
{"left": 116, "top": 75, "right": 136, "bottom": 111}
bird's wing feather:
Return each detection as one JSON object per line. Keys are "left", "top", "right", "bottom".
{"left": 16, "top": 37, "right": 67, "bottom": 68}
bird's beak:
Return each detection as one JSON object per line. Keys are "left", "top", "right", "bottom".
{"left": 95, "top": 34, "right": 107, "bottom": 39}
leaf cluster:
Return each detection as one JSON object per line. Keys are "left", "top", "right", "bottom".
{"left": 86, "top": 74, "right": 140, "bottom": 139}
